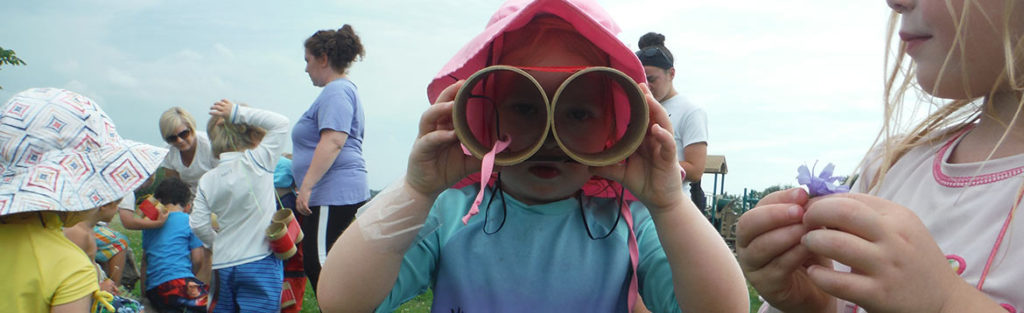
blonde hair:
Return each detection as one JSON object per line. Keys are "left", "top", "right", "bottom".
{"left": 207, "top": 103, "right": 266, "bottom": 157}
{"left": 159, "top": 107, "right": 198, "bottom": 139}
{"left": 865, "top": 0, "right": 1024, "bottom": 191}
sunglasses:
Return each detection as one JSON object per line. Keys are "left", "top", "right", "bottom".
{"left": 453, "top": 65, "right": 648, "bottom": 166}
{"left": 164, "top": 128, "right": 192, "bottom": 143}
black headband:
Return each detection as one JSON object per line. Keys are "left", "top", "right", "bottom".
{"left": 636, "top": 47, "right": 673, "bottom": 70}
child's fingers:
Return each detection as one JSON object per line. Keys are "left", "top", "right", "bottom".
{"left": 651, "top": 124, "right": 675, "bottom": 164}
{"left": 803, "top": 196, "right": 886, "bottom": 243}
{"left": 756, "top": 188, "right": 809, "bottom": 207}
{"left": 736, "top": 202, "right": 804, "bottom": 248}
{"left": 738, "top": 222, "right": 811, "bottom": 271}
{"left": 638, "top": 83, "right": 672, "bottom": 131}
{"left": 419, "top": 101, "right": 453, "bottom": 138}
{"left": 805, "top": 264, "right": 877, "bottom": 306}
{"left": 801, "top": 228, "right": 882, "bottom": 274}
{"left": 416, "top": 129, "right": 460, "bottom": 151}
{"left": 433, "top": 80, "right": 466, "bottom": 104}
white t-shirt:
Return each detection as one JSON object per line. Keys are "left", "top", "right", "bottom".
{"left": 760, "top": 128, "right": 1024, "bottom": 312}
{"left": 661, "top": 95, "right": 708, "bottom": 194}
{"left": 160, "top": 131, "right": 218, "bottom": 191}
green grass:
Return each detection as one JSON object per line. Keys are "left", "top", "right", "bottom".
{"left": 110, "top": 219, "right": 761, "bottom": 313}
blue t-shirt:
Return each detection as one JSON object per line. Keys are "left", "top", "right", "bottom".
{"left": 274, "top": 156, "right": 294, "bottom": 189}
{"left": 377, "top": 186, "right": 682, "bottom": 313}
{"left": 291, "top": 78, "right": 369, "bottom": 206}
{"left": 142, "top": 211, "right": 203, "bottom": 290}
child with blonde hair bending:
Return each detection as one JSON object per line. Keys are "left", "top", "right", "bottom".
{"left": 738, "top": 0, "right": 1024, "bottom": 312}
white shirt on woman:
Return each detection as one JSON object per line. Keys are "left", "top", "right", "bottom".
{"left": 161, "top": 131, "right": 217, "bottom": 191}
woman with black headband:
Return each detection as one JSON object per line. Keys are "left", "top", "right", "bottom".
{"left": 636, "top": 32, "right": 709, "bottom": 212}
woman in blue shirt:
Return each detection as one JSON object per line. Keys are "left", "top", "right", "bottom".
{"left": 291, "top": 24, "right": 371, "bottom": 292}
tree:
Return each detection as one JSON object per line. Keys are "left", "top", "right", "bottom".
{"left": 0, "top": 46, "right": 27, "bottom": 90}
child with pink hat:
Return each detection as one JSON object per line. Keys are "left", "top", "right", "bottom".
{"left": 317, "top": 0, "right": 748, "bottom": 312}
{"left": 0, "top": 88, "right": 166, "bottom": 312}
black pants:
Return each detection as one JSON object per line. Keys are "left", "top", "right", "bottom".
{"left": 300, "top": 201, "right": 365, "bottom": 293}
{"left": 690, "top": 181, "right": 707, "bottom": 212}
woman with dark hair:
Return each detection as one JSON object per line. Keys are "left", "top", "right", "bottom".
{"left": 292, "top": 24, "right": 370, "bottom": 292}
{"left": 636, "top": 32, "right": 709, "bottom": 212}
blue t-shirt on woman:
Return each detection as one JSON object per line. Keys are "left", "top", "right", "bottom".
{"left": 291, "top": 78, "right": 370, "bottom": 206}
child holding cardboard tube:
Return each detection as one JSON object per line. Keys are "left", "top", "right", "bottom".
{"left": 143, "top": 177, "right": 208, "bottom": 313}
{"left": 316, "top": 0, "right": 747, "bottom": 312}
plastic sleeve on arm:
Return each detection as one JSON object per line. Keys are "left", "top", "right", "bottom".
{"left": 356, "top": 176, "right": 438, "bottom": 254}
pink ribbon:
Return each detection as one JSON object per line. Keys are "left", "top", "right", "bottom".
{"left": 462, "top": 137, "right": 511, "bottom": 225}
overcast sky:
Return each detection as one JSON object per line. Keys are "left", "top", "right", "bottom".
{"left": 0, "top": 0, "right": 893, "bottom": 196}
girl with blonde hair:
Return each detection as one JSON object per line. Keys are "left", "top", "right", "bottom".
{"left": 738, "top": 0, "right": 1024, "bottom": 312}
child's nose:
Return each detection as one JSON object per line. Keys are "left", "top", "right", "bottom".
{"left": 541, "top": 132, "right": 559, "bottom": 150}
{"left": 886, "top": 0, "right": 914, "bottom": 13}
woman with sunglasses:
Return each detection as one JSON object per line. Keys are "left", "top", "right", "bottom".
{"left": 158, "top": 106, "right": 218, "bottom": 191}
{"left": 636, "top": 32, "right": 709, "bottom": 213}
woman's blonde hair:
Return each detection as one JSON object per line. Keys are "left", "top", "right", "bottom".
{"left": 865, "top": 0, "right": 1024, "bottom": 191}
{"left": 159, "top": 107, "right": 198, "bottom": 139}
{"left": 207, "top": 103, "right": 266, "bottom": 157}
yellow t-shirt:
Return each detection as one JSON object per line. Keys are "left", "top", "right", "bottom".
{"left": 0, "top": 212, "right": 99, "bottom": 312}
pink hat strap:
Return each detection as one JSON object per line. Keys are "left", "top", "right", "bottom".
{"left": 461, "top": 136, "right": 511, "bottom": 225}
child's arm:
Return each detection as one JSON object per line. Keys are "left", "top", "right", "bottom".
{"left": 189, "top": 188, "right": 217, "bottom": 248}
{"left": 209, "top": 99, "right": 290, "bottom": 170}
{"left": 593, "top": 84, "right": 747, "bottom": 313}
{"left": 50, "top": 295, "right": 91, "bottom": 313}
{"left": 317, "top": 81, "right": 478, "bottom": 312}
{"left": 800, "top": 193, "right": 1007, "bottom": 312}
{"left": 117, "top": 209, "right": 167, "bottom": 230}
{"left": 190, "top": 247, "right": 204, "bottom": 276}
{"left": 62, "top": 225, "right": 97, "bottom": 262}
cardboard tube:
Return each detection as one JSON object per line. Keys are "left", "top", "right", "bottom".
{"left": 453, "top": 65, "right": 647, "bottom": 167}
{"left": 266, "top": 222, "right": 297, "bottom": 259}
{"left": 551, "top": 66, "right": 648, "bottom": 166}
{"left": 452, "top": 65, "right": 550, "bottom": 166}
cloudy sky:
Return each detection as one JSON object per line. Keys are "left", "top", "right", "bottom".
{"left": 0, "top": 0, "right": 894, "bottom": 196}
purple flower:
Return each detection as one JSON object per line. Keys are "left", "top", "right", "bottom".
{"left": 797, "top": 162, "right": 850, "bottom": 197}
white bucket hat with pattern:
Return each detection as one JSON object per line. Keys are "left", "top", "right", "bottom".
{"left": 0, "top": 88, "right": 167, "bottom": 216}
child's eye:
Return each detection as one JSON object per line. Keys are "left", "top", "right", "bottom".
{"left": 567, "top": 109, "right": 592, "bottom": 121}
{"left": 510, "top": 103, "right": 540, "bottom": 116}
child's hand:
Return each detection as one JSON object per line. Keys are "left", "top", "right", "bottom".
{"left": 736, "top": 188, "right": 836, "bottom": 313}
{"left": 406, "top": 81, "right": 481, "bottom": 197}
{"left": 100, "top": 278, "right": 119, "bottom": 295}
{"left": 210, "top": 99, "right": 234, "bottom": 119}
{"left": 801, "top": 193, "right": 971, "bottom": 313}
{"left": 591, "top": 83, "right": 684, "bottom": 211}
{"left": 156, "top": 210, "right": 169, "bottom": 224}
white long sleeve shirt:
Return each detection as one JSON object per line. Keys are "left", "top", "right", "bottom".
{"left": 190, "top": 104, "right": 289, "bottom": 269}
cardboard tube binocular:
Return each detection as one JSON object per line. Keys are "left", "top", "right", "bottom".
{"left": 452, "top": 65, "right": 648, "bottom": 167}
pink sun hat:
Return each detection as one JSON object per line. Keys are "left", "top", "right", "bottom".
{"left": 426, "top": 0, "right": 646, "bottom": 103}
{"left": 0, "top": 88, "right": 168, "bottom": 216}
{"left": 434, "top": 0, "right": 646, "bottom": 201}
